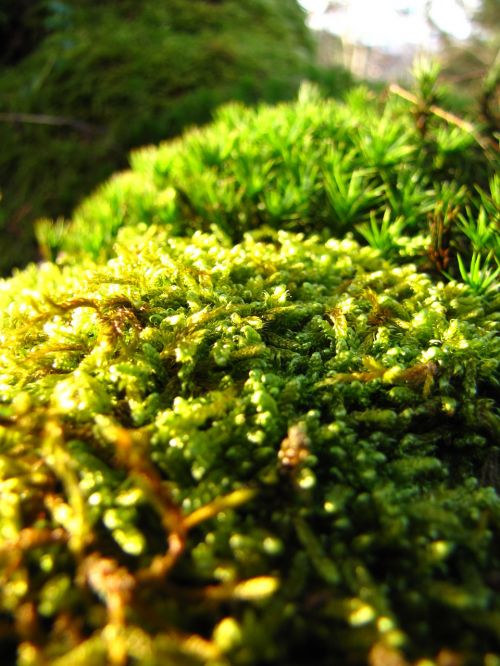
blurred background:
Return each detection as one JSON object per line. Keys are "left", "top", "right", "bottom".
{"left": 0, "top": 0, "right": 498, "bottom": 275}
{"left": 301, "top": 0, "right": 498, "bottom": 83}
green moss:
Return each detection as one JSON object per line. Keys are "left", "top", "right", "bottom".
{"left": 1, "top": 70, "right": 499, "bottom": 664}
{"left": 43, "top": 84, "right": 497, "bottom": 278}
{"left": 1, "top": 221, "right": 499, "bottom": 664}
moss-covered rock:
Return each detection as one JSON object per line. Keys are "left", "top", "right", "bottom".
{"left": 0, "top": 79, "right": 499, "bottom": 665}
{"left": 0, "top": 0, "right": 324, "bottom": 274}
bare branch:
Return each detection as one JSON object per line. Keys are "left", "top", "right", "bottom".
{"left": 389, "top": 83, "right": 496, "bottom": 153}
{"left": 0, "top": 112, "right": 105, "bottom": 136}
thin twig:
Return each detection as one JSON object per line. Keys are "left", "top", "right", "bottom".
{"left": 0, "top": 112, "right": 105, "bottom": 136}
{"left": 389, "top": 83, "right": 495, "bottom": 153}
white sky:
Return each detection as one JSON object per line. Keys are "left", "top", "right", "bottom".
{"left": 299, "top": 0, "right": 479, "bottom": 51}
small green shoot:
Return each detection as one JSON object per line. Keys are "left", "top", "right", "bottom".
{"left": 356, "top": 209, "right": 406, "bottom": 258}
{"left": 412, "top": 56, "right": 441, "bottom": 106}
{"left": 457, "top": 207, "right": 500, "bottom": 253}
{"left": 448, "top": 251, "right": 500, "bottom": 295}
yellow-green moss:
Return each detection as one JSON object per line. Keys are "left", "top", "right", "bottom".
{"left": 0, "top": 72, "right": 499, "bottom": 665}
{"left": 1, "top": 222, "right": 499, "bottom": 665}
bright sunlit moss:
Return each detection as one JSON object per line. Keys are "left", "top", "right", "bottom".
{"left": 1, "top": 71, "right": 499, "bottom": 665}
{"left": 1, "top": 220, "right": 499, "bottom": 665}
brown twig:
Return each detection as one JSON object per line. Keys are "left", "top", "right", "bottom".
{"left": 0, "top": 112, "right": 105, "bottom": 136}
{"left": 389, "top": 83, "right": 495, "bottom": 153}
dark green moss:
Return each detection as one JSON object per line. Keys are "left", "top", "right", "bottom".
{"left": 0, "top": 0, "right": 325, "bottom": 274}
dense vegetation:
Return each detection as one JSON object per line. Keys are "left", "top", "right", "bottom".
{"left": 0, "top": 0, "right": 341, "bottom": 274}
{"left": 0, "top": 66, "right": 499, "bottom": 665}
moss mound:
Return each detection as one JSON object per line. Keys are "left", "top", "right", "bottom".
{"left": 41, "top": 85, "right": 496, "bottom": 274}
{"left": 0, "top": 0, "right": 322, "bottom": 274}
{"left": 1, "top": 80, "right": 499, "bottom": 665}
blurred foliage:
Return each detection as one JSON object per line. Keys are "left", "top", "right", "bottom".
{"left": 0, "top": 0, "right": 49, "bottom": 65}
{"left": 429, "top": 0, "right": 500, "bottom": 128}
{"left": 0, "top": 0, "right": 355, "bottom": 275}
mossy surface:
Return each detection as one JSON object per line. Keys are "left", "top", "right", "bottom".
{"left": 1, "top": 222, "right": 500, "bottom": 664}
{"left": 1, "top": 81, "right": 500, "bottom": 665}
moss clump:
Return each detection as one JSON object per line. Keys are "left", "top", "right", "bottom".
{"left": 1, "top": 222, "right": 500, "bottom": 664}
{"left": 42, "top": 82, "right": 497, "bottom": 275}
{"left": 1, "top": 75, "right": 499, "bottom": 665}
{"left": 0, "top": 0, "right": 323, "bottom": 274}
